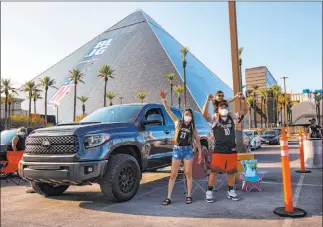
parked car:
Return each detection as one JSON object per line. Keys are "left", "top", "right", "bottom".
{"left": 243, "top": 130, "right": 262, "bottom": 150}
{"left": 18, "top": 104, "right": 213, "bottom": 203}
{"left": 272, "top": 128, "right": 282, "bottom": 136}
{"left": 1, "top": 128, "right": 39, "bottom": 168}
{"left": 261, "top": 130, "right": 280, "bottom": 145}
{"left": 1, "top": 127, "right": 39, "bottom": 153}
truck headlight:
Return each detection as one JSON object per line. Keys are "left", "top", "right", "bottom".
{"left": 84, "top": 133, "right": 110, "bottom": 148}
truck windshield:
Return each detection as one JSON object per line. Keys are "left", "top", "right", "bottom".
{"left": 0, "top": 129, "right": 17, "bottom": 145}
{"left": 80, "top": 105, "right": 142, "bottom": 124}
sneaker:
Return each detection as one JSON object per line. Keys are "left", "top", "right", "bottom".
{"left": 206, "top": 190, "right": 214, "bottom": 203}
{"left": 227, "top": 189, "right": 240, "bottom": 201}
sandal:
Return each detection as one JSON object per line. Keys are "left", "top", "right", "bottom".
{"left": 186, "top": 197, "right": 192, "bottom": 204}
{"left": 162, "top": 198, "right": 171, "bottom": 206}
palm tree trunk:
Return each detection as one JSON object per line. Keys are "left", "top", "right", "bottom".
{"left": 34, "top": 98, "right": 36, "bottom": 114}
{"left": 260, "top": 101, "right": 263, "bottom": 128}
{"left": 4, "top": 95, "right": 8, "bottom": 129}
{"left": 170, "top": 83, "right": 173, "bottom": 106}
{"left": 253, "top": 98, "right": 257, "bottom": 128}
{"left": 104, "top": 79, "right": 107, "bottom": 107}
{"left": 183, "top": 63, "right": 187, "bottom": 109}
{"left": 280, "top": 107, "right": 283, "bottom": 126}
{"left": 266, "top": 98, "right": 269, "bottom": 128}
{"left": 248, "top": 107, "right": 251, "bottom": 129}
{"left": 45, "top": 87, "right": 48, "bottom": 124}
{"left": 178, "top": 96, "right": 181, "bottom": 108}
{"left": 110, "top": 99, "right": 112, "bottom": 106}
{"left": 82, "top": 104, "right": 85, "bottom": 115}
{"left": 29, "top": 91, "right": 32, "bottom": 125}
{"left": 8, "top": 103, "right": 11, "bottom": 128}
{"left": 73, "top": 83, "right": 77, "bottom": 121}
{"left": 276, "top": 97, "right": 279, "bottom": 126}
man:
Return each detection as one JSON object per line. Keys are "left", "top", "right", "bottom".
{"left": 202, "top": 94, "right": 247, "bottom": 203}
{"left": 307, "top": 118, "right": 322, "bottom": 139}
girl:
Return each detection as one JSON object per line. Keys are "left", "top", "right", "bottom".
{"left": 160, "top": 88, "right": 202, "bottom": 205}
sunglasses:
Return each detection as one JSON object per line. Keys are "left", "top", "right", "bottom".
{"left": 217, "top": 94, "right": 224, "bottom": 97}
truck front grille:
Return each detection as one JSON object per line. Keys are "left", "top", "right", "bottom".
{"left": 25, "top": 136, "right": 79, "bottom": 154}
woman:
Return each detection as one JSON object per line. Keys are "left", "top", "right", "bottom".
{"left": 160, "top": 88, "right": 202, "bottom": 205}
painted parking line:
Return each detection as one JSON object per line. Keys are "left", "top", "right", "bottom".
{"left": 261, "top": 180, "right": 322, "bottom": 187}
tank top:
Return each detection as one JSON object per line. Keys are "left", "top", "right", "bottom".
{"left": 176, "top": 121, "right": 193, "bottom": 146}
{"left": 16, "top": 136, "right": 26, "bottom": 151}
{"left": 212, "top": 116, "right": 236, "bottom": 154}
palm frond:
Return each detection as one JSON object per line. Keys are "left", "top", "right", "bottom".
{"left": 77, "top": 96, "right": 89, "bottom": 103}
{"left": 173, "top": 85, "right": 184, "bottom": 96}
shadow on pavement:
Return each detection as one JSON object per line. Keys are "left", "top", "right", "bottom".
{"left": 44, "top": 171, "right": 319, "bottom": 220}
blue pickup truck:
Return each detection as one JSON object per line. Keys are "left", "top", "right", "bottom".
{"left": 18, "top": 104, "right": 213, "bottom": 202}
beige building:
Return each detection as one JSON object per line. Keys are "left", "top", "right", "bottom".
{"left": 1, "top": 97, "right": 27, "bottom": 118}
{"left": 245, "top": 66, "right": 279, "bottom": 127}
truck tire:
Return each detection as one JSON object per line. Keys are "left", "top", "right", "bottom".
{"left": 31, "top": 182, "right": 69, "bottom": 196}
{"left": 100, "top": 154, "right": 141, "bottom": 203}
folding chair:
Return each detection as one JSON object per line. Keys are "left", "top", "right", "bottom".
{"left": 1, "top": 150, "right": 25, "bottom": 185}
{"left": 183, "top": 146, "right": 211, "bottom": 196}
{"left": 239, "top": 160, "right": 267, "bottom": 192}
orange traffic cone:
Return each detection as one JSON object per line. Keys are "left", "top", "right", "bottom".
{"left": 273, "top": 127, "right": 307, "bottom": 218}
{"left": 295, "top": 128, "right": 311, "bottom": 173}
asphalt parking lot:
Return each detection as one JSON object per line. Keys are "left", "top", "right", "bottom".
{"left": 1, "top": 141, "right": 322, "bottom": 227}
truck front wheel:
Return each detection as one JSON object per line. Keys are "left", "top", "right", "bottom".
{"left": 31, "top": 182, "right": 69, "bottom": 196}
{"left": 100, "top": 154, "right": 141, "bottom": 202}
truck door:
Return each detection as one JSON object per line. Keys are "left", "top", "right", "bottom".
{"left": 143, "top": 107, "right": 173, "bottom": 169}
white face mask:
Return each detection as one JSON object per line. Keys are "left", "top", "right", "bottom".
{"left": 184, "top": 116, "right": 192, "bottom": 123}
{"left": 219, "top": 109, "right": 229, "bottom": 116}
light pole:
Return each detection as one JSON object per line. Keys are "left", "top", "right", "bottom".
{"left": 119, "top": 97, "right": 123, "bottom": 104}
{"left": 55, "top": 104, "right": 59, "bottom": 124}
{"left": 281, "top": 76, "right": 290, "bottom": 137}
{"left": 228, "top": 1, "right": 245, "bottom": 152}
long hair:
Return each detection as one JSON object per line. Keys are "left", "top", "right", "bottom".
{"left": 174, "top": 108, "right": 196, "bottom": 144}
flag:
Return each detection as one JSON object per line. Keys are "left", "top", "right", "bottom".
{"left": 48, "top": 77, "right": 74, "bottom": 105}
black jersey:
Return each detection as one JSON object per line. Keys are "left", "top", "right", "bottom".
{"left": 212, "top": 116, "right": 236, "bottom": 154}
{"left": 213, "top": 99, "right": 228, "bottom": 113}
{"left": 176, "top": 121, "right": 193, "bottom": 146}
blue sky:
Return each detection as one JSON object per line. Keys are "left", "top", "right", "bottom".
{"left": 1, "top": 2, "right": 322, "bottom": 93}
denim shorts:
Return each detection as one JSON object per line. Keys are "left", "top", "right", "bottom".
{"left": 173, "top": 145, "right": 194, "bottom": 160}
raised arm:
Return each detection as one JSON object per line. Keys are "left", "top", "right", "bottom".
{"left": 160, "top": 88, "right": 179, "bottom": 123}
{"left": 202, "top": 94, "right": 213, "bottom": 122}
{"left": 227, "top": 92, "right": 242, "bottom": 104}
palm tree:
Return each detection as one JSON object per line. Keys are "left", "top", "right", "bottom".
{"left": 260, "top": 96, "right": 264, "bottom": 128}
{"left": 259, "top": 88, "right": 269, "bottom": 128}
{"left": 165, "top": 73, "right": 175, "bottom": 106}
{"left": 7, "top": 93, "right": 15, "bottom": 128}
{"left": 278, "top": 94, "right": 286, "bottom": 126}
{"left": 252, "top": 85, "right": 259, "bottom": 128}
{"left": 136, "top": 92, "right": 147, "bottom": 103}
{"left": 98, "top": 65, "right": 115, "bottom": 107}
{"left": 39, "top": 76, "right": 57, "bottom": 124}
{"left": 313, "top": 91, "right": 323, "bottom": 126}
{"left": 32, "top": 90, "right": 42, "bottom": 114}
{"left": 173, "top": 85, "right": 184, "bottom": 108}
{"left": 77, "top": 96, "right": 89, "bottom": 115}
{"left": 180, "top": 47, "right": 189, "bottom": 109}
{"left": 106, "top": 92, "right": 116, "bottom": 106}
{"left": 1, "top": 79, "right": 16, "bottom": 129}
{"left": 119, "top": 96, "right": 123, "bottom": 104}
{"left": 68, "top": 69, "right": 85, "bottom": 121}
{"left": 271, "top": 84, "right": 281, "bottom": 126}
{"left": 246, "top": 96, "right": 255, "bottom": 129}
{"left": 22, "top": 81, "right": 38, "bottom": 124}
